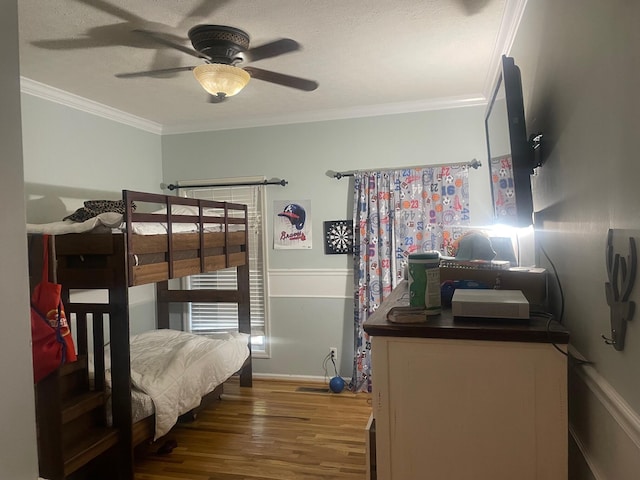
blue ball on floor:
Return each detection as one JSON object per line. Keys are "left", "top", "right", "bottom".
{"left": 329, "top": 376, "right": 345, "bottom": 393}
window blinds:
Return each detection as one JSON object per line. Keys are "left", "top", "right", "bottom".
{"left": 182, "top": 185, "right": 266, "bottom": 347}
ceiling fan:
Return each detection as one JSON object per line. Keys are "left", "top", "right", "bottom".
{"left": 31, "top": 0, "right": 230, "bottom": 72}
{"left": 115, "top": 24, "right": 319, "bottom": 102}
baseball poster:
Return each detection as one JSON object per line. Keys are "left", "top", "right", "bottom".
{"left": 273, "top": 200, "right": 312, "bottom": 249}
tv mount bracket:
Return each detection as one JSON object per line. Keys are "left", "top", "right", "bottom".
{"left": 529, "top": 133, "right": 544, "bottom": 168}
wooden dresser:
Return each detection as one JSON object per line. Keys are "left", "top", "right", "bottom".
{"left": 363, "top": 281, "right": 569, "bottom": 480}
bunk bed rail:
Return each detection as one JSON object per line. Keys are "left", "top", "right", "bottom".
{"left": 122, "top": 190, "right": 249, "bottom": 287}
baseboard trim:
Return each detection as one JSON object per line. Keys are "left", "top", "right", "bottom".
{"left": 569, "top": 423, "right": 604, "bottom": 480}
{"left": 569, "top": 346, "right": 640, "bottom": 479}
{"left": 574, "top": 360, "right": 640, "bottom": 450}
{"left": 253, "top": 372, "right": 352, "bottom": 384}
{"left": 253, "top": 372, "right": 326, "bottom": 383}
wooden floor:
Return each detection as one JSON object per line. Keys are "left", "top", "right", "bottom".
{"left": 134, "top": 377, "right": 373, "bottom": 480}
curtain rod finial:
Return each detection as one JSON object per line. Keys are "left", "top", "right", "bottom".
{"left": 268, "top": 178, "right": 288, "bottom": 186}
{"left": 327, "top": 170, "right": 348, "bottom": 179}
{"left": 470, "top": 158, "right": 482, "bottom": 169}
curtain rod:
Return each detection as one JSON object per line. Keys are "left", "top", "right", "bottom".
{"left": 327, "top": 158, "right": 482, "bottom": 179}
{"left": 164, "top": 178, "right": 288, "bottom": 191}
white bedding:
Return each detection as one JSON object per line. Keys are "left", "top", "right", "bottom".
{"left": 130, "top": 329, "right": 249, "bottom": 439}
{"left": 100, "top": 329, "right": 249, "bottom": 439}
{"left": 26, "top": 212, "right": 124, "bottom": 234}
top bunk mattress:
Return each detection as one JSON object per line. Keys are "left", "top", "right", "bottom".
{"left": 26, "top": 190, "right": 249, "bottom": 286}
{"left": 26, "top": 211, "right": 246, "bottom": 236}
{"left": 27, "top": 190, "right": 248, "bottom": 236}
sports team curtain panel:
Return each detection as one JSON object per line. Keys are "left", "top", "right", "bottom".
{"left": 351, "top": 166, "right": 471, "bottom": 392}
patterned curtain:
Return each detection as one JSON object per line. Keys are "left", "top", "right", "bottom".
{"left": 350, "top": 166, "right": 470, "bottom": 392}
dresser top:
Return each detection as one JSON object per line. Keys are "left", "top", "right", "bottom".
{"left": 363, "top": 281, "right": 570, "bottom": 344}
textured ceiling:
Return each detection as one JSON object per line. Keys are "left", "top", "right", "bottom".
{"left": 17, "top": 0, "right": 511, "bottom": 133}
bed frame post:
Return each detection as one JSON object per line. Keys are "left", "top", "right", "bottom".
{"left": 109, "top": 235, "right": 134, "bottom": 480}
{"left": 237, "top": 263, "right": 252, "bottom": 387}
{"left": 156, "top": 280, "right": 171, "bottom": 329}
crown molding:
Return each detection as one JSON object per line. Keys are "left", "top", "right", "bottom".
{"left": 482, "top": 0, "right": 529, "bottom": 100}
{"left": 20, "top": 77, "right": 163, "bottom": 135}
{"left": 161, "top": 94, "right": 487, "bottom": 134}
{"left": 21, "top": 74, "right": 486, "bottom": 135}
{"left": 18, "top": 3, "right": 527, "bottom": 136}
{"left": 20, "top": 77, "right": 488, "bottom": 136}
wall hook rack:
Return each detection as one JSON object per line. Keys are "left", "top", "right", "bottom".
{"left": 603, "top": 229, "right": 637, "bottom": 350}
{"left": 601, "top": 333, "right": 616, "bottom": 346}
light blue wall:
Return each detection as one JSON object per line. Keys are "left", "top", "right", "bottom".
{"left": 18, "top": 92, "right": 499, "bottom": 380}
{"left": 162, "top": 107, "right": 494, "bottom": 377}
{"left": 162, "top": 107, "right": 493, "bottom": 268}
{"left": 22, "top": 94, "right": 163, "bottom": 222}
{"left": 21, "top": 94, "right": 164, "bottom": 334}
{"left": 512, "top": 0, "right": 640, "bottom": 477}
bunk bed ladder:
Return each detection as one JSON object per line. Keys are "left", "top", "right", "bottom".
{"left": 29, "top": 236, "right": 133, "bottom": 480}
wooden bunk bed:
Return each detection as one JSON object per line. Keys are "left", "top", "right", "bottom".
{"left": 28, "top": 190, "right": 252, "bottom": 480}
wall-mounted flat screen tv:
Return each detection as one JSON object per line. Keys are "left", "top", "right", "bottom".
{"left": 485, "top": 55, "right": 534, "bottom": 228}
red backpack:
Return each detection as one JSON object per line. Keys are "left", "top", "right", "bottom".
{"left": 30, "top": 234, "right": 77, "bottom": 383}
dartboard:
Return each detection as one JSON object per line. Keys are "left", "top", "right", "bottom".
{"left": 323, "top": 220, "right": 353, "bottom": 254}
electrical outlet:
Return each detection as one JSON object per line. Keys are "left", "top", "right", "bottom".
{"left": 329, "top": 347, "right": 338, "bottom": 366}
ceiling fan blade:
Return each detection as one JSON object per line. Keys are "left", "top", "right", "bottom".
{"left": 244, "top": 67, "right": 318, "bottom": 92}
{"left": 456, "top": 0, "right": 491, "bottom": 15}
{"left": 115, "top": 66, "right": 196, "bottom": 78}
{"left": 31, "top": 38, "right": 116, "bottom": 50}
{"left": 77, "top": 0, "right": 143, "bottom": 23}
{"left": 32, "top": 23, "right": 179, "bottom": 52}
{"left": 243, "top": 39, "right": 300, "bottom": 63}
{"left": 184, "top": 0, "right": 232, "bottom": 23}
{"left": 148, "top": 49, "right": 185, "bottom": 72}
{"left": 133, "top": 29, "right": 210, "bottom": 60}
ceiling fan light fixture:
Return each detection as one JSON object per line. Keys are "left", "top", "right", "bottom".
{"left": 193, "top": 64, "right": 250, "bottom": 97}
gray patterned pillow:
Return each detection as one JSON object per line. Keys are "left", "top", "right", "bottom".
{"left": 63, "top": 200, "right": 135, "bottom": 222}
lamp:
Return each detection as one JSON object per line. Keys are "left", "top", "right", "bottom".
{"left": 193, "top": 64, "right": 250, "bottom": 98}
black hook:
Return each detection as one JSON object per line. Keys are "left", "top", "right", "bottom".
{"left": 601, "top": 333, "right": 616, "bottom": 346}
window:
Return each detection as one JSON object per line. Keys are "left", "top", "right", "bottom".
{"left": 181, "top": 179, "right": 269, "bottom": 355}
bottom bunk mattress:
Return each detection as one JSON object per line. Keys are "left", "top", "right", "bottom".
{"left": 102, "top": 329, "right": 249, "bottom": 439}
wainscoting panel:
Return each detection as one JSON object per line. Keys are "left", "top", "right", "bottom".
{"left": 269, "top": 269, "right": 353, "bottom": 299}
{"left": 569, "top": 350, "right": 640, "bottom": 480}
